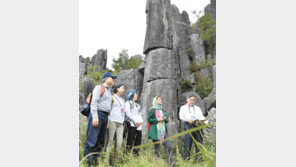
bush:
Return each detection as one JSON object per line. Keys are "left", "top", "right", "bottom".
{"left": 199, "top": 14, "right": 216, "bottom": 56}
{"left": 112, "top": 49, "right": 143, "bottom": 73}
{"left": 181, "top": 78, "right": 194, "bottom": 93}
{"left": 195, "top": 75, "right": 213, "bottom": 99}
{"left": 186, "top": 47, "right": 194, "bottom": 61}
{"left": 190, "top": 60, "right": 212, "bottom": 73}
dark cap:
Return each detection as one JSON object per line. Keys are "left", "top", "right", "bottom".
{"left": 102, "top": 72, "right": 117, "bottom": 80}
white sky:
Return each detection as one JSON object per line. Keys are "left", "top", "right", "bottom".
{"left": 79, "top": 0, "right": 210, "bottom": 69}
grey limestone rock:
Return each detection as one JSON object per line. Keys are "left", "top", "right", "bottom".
{"left": 115, "top": 69, "right": 144, "bottom": 104}
{"left": 190, "top": 34, "right": 206, "bottom": 66}
{"left": 203, "top": 88, "right": 216, "bottom": 112}
{"left": 91, "top": 49, "right": 107, "bottom": 72}
{"left": 143, "top": 0, "right": 173, "bottom": 54}
{"left": 141, "top": 79, "right": 179, "bottom": 135}
{"left": 79, "top": 62, "right": 86, "bottom": 79}
{"left": 81, "top": 77, "right": 95, "bottom": 105}
{"left": 143, "top": 48, "right": 177, "bottom": 82}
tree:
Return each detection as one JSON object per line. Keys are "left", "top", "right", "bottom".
{"left": 112, "top": 49, "right": 143, "bottom": 73}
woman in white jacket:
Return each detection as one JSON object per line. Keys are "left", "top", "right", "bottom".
{"left": 125, "top": 89, "right": 143, "bottom": 156}
{"left": 105, "top": 84, "right": 125, "bottom": 163}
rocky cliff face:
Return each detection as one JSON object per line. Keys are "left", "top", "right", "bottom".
{"left": 79, "top": 0, "right": 216, "bottom": 136}
{"left": 205, "top": 0, "right": 216, "bottom": 20}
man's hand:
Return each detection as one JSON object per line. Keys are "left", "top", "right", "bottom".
{"left": 92, "top": 118, "right": 99, "bottom": 128}
{"left": 136, "top": 122, "right": 142, "bottom": 127}
{"left": 188, "top": 119, "right": 194, "bottom": 124}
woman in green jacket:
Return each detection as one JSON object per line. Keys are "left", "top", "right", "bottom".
{"left": 148, "top": 96, "right": 174, "bottom": 167}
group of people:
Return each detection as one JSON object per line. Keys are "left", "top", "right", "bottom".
{"left": 83, "top": 72, "right": 208, "bottom": 167}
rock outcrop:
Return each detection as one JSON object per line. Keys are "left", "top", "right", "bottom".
{"left": 204, "top": 107, "right": 216, "bottom": 138}
{"left": 190, "top": 34, "right": 206, "bottom": 66}
{"left": 204, "top": 0, "right": 216, "bottom": 20}
{"left": 144, "top": 0, "right": 173, "bottom": 54}
{"left": 80, "top": 77, "right": 95, "bottom": 106}
{"left": 142, "top": 0, "right": 196, "bottom": 135}
{"left": 90, "top": 49, "right": 107, "bottom": 72}
{"left": 78, "top": 1, "right": 216, "bottom": 137}
{"left": 203, "top": 88, "right": 216, "bottom": 112}
{"left": 115, "top": 69, "right": 144, "bottom": 104}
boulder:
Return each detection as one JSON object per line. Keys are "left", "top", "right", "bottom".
{"left": 133, "top": 54, "right": 144, "bottom": 62}
{"left": 143, "top": 48, "right": 177, "bottom": 82}
{"left": 138, "top": 62, "right": 145, "bottom": 74}
{"left": 203, "top": 88, "right": 216, "bottom": 112}
{"left": 178, "top": 92, "right": 206, "bottom": 115}
{"left": 81, "top": 77, "right": 95, "bottom": 104}
{"left": 115, "top": 69, "right": 144, "bottom": 103}
{"left": 79, "top": 62, "right": 86, "bottom": 79}
{"left": 189, "top": 73, "right": 196, "bottom": 85}
{"left": 79, "top": 55, "right": 85, "bottom": 63}
{"left": 143, "top": 0, "right": 173, "bottom": 54}
{"left": 190, "top": 34, "right": 206, "bottom": 66}
{"left": 199, "top": 68, "right": 210, "bottom": 79}
{"left": 141, "top": 79, "right": 179, "bottom": 135}
{"left": 204, "top": 107, "right": 216, "bottom": 138}
{"left": 91, "top": 49, "right": 107, "bottom": 72}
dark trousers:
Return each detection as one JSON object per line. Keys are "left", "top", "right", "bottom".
{"left": 84, "top": 111, "right": 109, "bottom": 167}
{"left": 183, "top": 122, "right": 203, "bottom": 161}
{"left": 153, "top": 139, "right": 175, "bottom": 167}
{"left": 126, "top": 127, "right": 142, "bottom": 156}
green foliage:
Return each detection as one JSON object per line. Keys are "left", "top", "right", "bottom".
{"left": 199, "top": 14, "right": 216, "bottom": 55}
{"left": 186, "top": 47, "right": 194, "bottom": 61}
{"left": 181, "top": 78, "right": 194, "bottom": 93}
{"left": 79, "top": 116, "right": 216, "bottom": 167}
{"left": 85, "top": 66, "right": 103, "bottom": 85}
{"left": 195, "top": 73, "right": 213, "bottom": 99}
{"left": 112, "top": 49, "right": 143, "bottom": 73}
{"left": 190, "top": 60, "right": 212, "bottom": 73}
{"left": 190, "top": 61, "right": 199, "bottom": 73}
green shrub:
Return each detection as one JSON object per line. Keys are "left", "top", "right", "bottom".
{"left": 85, "top": 66, "right": 103, "bottom": 85}
{"left": 181, "top": 78, "right": 194, "bottom": 93}
{"left": 199, "top": 14, "right": 216, "bottom": 56}
{"left": 112, "top": 49, "right": 143, "bottom": 72}
{"left": 186, "top": 47, "right": 194, "bottom": 61}
{"left": 195, "top": 76, "right": 213, "bottom": 99}
{"left": 190, "top": 60, "right": 211, "bottom": 74}
{"left": 190, "top": 61, "right": 199, "bottom": 73}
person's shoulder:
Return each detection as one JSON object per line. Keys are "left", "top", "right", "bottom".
{"left": 194, "top": 105, "right": 202, "bottom": 110}
{"left": 180, "top": 104, "right": 187, "bottom": 109}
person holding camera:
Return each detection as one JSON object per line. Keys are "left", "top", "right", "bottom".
{"left": 179, "top": 93, "right": 208, "bottom": 162}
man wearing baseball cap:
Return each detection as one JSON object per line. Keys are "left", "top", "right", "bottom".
{"left": 84, "top": 72, "right": 117, "bottom": 166}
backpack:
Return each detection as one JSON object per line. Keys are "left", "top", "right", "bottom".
{"left": 147, "top": 108, "right": 156, "bottom": 131}
{"left": 80, "top": 85, "right": 105, "bottom": 117}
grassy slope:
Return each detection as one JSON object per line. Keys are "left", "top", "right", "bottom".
{"left": 79, "top": 114, "right": 216, "bottom": 167}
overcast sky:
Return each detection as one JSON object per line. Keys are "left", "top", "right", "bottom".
{"left": 79, "top": 0, "right": 210, "bottom": 69}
